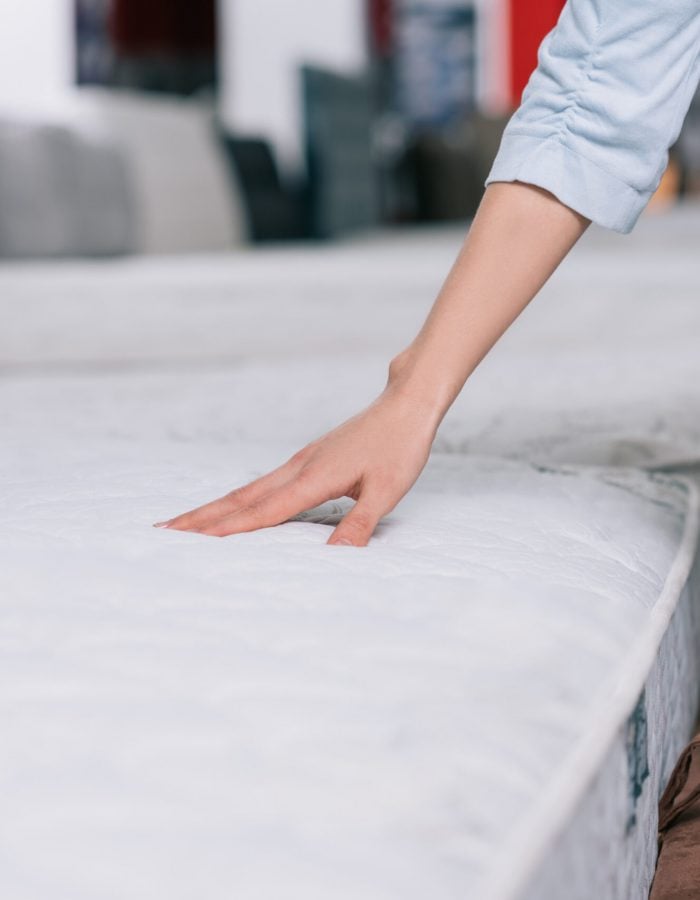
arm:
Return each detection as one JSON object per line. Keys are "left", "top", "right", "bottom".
{"left": 386, "top": 182, "right": 589, "bottom": 415}
{"left": 158, "top": 182, "right": 589, "bottom": 546}
{"left": 159, "top": 0, "right": 700, "bottom": 546}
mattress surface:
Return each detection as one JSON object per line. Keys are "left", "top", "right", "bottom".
{"left": 2, "top": 204, "right": 700, "bottom": 898}
{"left": 2, "top": 204, "right": 699, "bottom": 471}
{"left": 1, "top": 426, "right": 698, "bottom": 899}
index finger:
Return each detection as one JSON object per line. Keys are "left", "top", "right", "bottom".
{"left": 196, "top": 468, "right": 335, "bottom": 537}
{"left": 156, "top": 457, "right": 298, "bottom": 532}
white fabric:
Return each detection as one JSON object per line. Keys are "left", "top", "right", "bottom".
{"left": 0, "top": 432, "right": 696, "bottom": 899}
{"left": 1, "top": 205, "right": 698, "bottom": 469}
{"left": 519, "top": 557, "right": 700, "bottom": 900}
{"left": 2, "top": 205, "right": 700, "bottom": 899}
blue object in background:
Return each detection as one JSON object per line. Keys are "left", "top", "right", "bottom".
{"left": 76, "top": 0, "right": 113, "bottom": 86}
{"left": 394, "top": 2, "right": 477, "bottom": 130}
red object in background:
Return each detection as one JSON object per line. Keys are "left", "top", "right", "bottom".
{"left": 368, "top": 0, "right": 393, "bottom": 57}
{"left": 110, "top": 0, "right": 216, "bottom": 56}
{"left": 508, "top": 0, "right": 565, "bottom": 106}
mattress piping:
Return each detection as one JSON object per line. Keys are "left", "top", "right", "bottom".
{"left": 481, "top": 472, "right": 700, "bottom": 900}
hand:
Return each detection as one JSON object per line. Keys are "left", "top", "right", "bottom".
{"left": 155, "top": 364, "right": 443, "bottom": 547}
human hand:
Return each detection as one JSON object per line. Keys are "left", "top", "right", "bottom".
{"left": 154, "top": 366, "right": 442, "bottom": 547}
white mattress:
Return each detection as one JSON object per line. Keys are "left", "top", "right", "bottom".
{"left": 2, "top": 204, "right": 699, "bottom": 471}
{"left": 2, "top": 204, "right": 700, "bottom": 899}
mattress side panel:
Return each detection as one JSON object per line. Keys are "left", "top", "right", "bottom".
{"left": 518, "top": 539, "right": 700, "bottom": 900}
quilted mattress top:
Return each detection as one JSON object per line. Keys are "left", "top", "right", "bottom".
{"left": 2, "top": 205, "right": 699, "bottom": 471}
{"left": 2, "top": 205, "right": 700, "bottom": 898}
{"left": 1, "top": 426, "right": 698, "bottom": 899}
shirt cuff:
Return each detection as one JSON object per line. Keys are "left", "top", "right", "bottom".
{"left": 484, "top": 130, "right": 655, "bottom": 234}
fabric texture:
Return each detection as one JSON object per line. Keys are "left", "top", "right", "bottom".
{"left": 650, "top": 732, "right": 700, "bottom": 899}
{"left": 1, "top": 215, "right": 699, "bottom": 898}
{"left": 0, "top": 438, "right": 697, "bottom": 900}
{"left": 486, "top": 0, "right": 700, "bottom": 232}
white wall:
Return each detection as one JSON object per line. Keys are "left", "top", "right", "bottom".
{"left": 0, "top": 0, "right": 76, "bottom": 117}
{"left": 218, "top": 0, "right": 368, "bottom": 174}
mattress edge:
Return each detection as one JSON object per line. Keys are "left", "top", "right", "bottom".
{"left": 482, "top": 472, "right": 700, "bottom": 900}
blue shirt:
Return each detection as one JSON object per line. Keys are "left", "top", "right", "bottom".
{"left": 486, "top": 0, "right": 700, "bottom": 232}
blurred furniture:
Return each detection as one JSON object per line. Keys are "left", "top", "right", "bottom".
{"left": 74, "top": 89, "right": 247, "bottom": 254}
{"left": 0, "top": 118, "right": 135, "bottom": 258}
{"left": 406, "top": 130, "right": 483, "bottom": 221}
{"left": 301, "top": 64, "right": 381, "bottom": 239}
{"left": 678, "top": 84, "right": 700, "bottom": 196}
{"left": 400, "top": 112, "right": 509, "bottom": 222}
{"left": 0, "top": 89, "right": 248, "bottom": 258}
{"left": 222, "top": 136, "right": 308, "bottom": 242}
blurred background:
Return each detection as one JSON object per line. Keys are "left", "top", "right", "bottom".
{"left": 1, "top": 0, "right": 698, "bottom": 259}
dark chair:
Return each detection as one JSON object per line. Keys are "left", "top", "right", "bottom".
{"left": 222, "top": 135, "right": 308, "bottom": 242}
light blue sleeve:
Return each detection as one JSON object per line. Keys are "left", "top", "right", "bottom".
{"left": 485, "top": 0, "right": 700, "bottom": 232}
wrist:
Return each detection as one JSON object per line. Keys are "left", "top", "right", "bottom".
{"left": 386, "top": 345, "right": 458, "bottom": 427}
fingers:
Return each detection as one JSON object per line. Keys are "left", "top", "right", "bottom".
{"left": 197, "top": 468, "right": 332, "bottom": 537}
{"left": 327, "top": 495, "right": 384, "bottom": 547}
{"left": 163, "top": 465, "right": 391, "bottom": 546}
{"left": 155, "top": 438, "right": 395, "bottom": 547}
{"left": 158, "top": 457, "right": 300, "bottom": 533}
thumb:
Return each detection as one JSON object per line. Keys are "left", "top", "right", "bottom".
{"left": 327, "top": 497, "right": 382, "bottom": 547}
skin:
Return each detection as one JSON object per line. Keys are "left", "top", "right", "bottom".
{"left": 156, "top": 181, "right": 590, "bottom": 546}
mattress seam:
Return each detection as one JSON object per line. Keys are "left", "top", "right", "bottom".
{"left": 482, "top": 471, "right": 700, "bottom": 900}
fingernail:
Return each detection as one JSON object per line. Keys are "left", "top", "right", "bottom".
{"left": 153, "top": 521, "right": 171, "bottom": 529}
{"left": 333, "top": 538, "right": 353, "bottom": 546}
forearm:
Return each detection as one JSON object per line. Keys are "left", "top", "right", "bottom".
{"left": 163, "top": 182, "right": 588, "bottom": 546}
{"left": 387, "top": 181, "right": 590, "bottom": 424}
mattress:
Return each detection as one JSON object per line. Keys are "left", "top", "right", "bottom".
{"left": 2, "top": 203, "right": 700, "bottom": 899}
{"left": 1, "top": 433, "right": 698, "bottom": 900}
{"left": 2, "top": 204, "right": 699, "bottom": 470}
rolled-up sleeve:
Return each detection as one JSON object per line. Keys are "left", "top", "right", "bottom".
{"left": 485, "top": 0, "right": 700, "bottom": 232}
